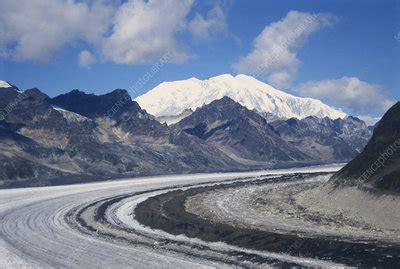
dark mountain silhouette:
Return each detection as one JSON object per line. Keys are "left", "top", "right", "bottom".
{"left": 331, "top": 102, "right": 400, "bottom": 192}
{"left": 175, "top": 96, "right": 311, "bottom": 164}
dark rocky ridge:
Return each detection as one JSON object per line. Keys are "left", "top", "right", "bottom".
{"left": 331, "top": 102, "right": 400, "bottom": 192}
{"left": 50, "top": 89, "right": 166, "bottom": 136}
{"left": 51, "top": 89, "right": 142, "bottom": 120}
{"left": 175, "top": 97, "right": 311, "bottom": 164}
{"left": 175, "top": 96, "right": 371, "bottom": 164}
{"left": 270, "top": 116, "right": 372, "bottom": 162}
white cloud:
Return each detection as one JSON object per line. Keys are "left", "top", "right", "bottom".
{"left": 267, "top": 71, "right": 292, "bottom": 88}
{"left": 233, "top": 10, "right": 338, "bottom": 88}
{"left": 298, "top": 76, "right": 395, "bottom": 116}
{"left": 0, "top": 0, "right": 112, "bottom": 62}
{"left": 78, "top": 50, "right": 96, "bottom": 68}
{"left": 188, "top": 3, "right": 227, "bottom": 42}
{"left": 0, "top": 0, "right": 229, "bottom": 65}
{"left": 358, "top": 115, "right": 381, "bottom": 126}
{"left": 102, "top": 0, "right": 194, "bottom": 64}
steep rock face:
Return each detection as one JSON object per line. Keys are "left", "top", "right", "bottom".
{"left": 270, "top": 116, "right": 372, "bottom": 162}
{"left": 0, "top": 87, "right": 109, "bottom": 182}
{"left": 331, "top": 102, "right": 400, "bottom": 192}
{"left": 333, "top": 116, "right": 372, "bottom": 152}
{"left": 135, "top": 74, "right": 346, "bottom": 120}
{"left": 175, "top": 97, "right": 311, "bottom": 165}
{"left": 0, "top": 84, "right": 24, "bottom": 118}
{"left": 0, "top": 88, "right": 75, "bottom": 183}
{"left": 0, "top": 122, "right": 65, "bottom": 182}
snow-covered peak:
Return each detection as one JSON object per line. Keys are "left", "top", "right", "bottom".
{"left": 135, "top": 74, "right": 347, "bottom": 120}
{"left": 0, "top": 80, "right": 12, "bottom": 88}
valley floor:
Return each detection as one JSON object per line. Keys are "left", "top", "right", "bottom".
{"left": 1, "top": 164, "right": 398, "bottom": 268}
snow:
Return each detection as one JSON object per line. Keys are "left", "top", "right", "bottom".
{"left": 135, "top": 74, "right": 347, "bottom": 120}
{"left": 52, "top": 106, "right": 90, "bottom": 122}
{"left": 0, "top": 80, "right": 12, "bottom": 88}
{"left": 156, "top": 109, "right": 193, "bottom": 125}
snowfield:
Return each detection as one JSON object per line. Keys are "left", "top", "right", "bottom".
{"left": 0, "top": 165, "right": 344, "bottom": 268}
{"left": 0, "top": 81, "right": 12, "bottom": 89}
{"left": 135, "top": 74, "right": 346, "bottom": 119}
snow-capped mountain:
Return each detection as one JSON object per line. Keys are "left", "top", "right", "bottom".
{"left": 135, "top": 74, "right": 346, "bottom": 120}
{"left": 0, "top": 80, "right": 12, "bottom": 88}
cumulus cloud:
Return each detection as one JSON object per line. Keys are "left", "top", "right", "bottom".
{"left": 188, "top": 3, "right": 227, "bottom": 41}
{"left": 0, "top": 0, "right": 112, "bottom": 62}
{"left": 78, "top": 50, "right": 96, "bottom": 68}
{"left": 298, "top": 77, "right": 395, "bottom": 116}
{"left": 233, "top": 10, "right": 338, "bottom": 88}
{"left": 102, "top": 0, "right": 194, "bottom": 64}
{"left": 0, "top": 0, "right": 229, "bottom": 65}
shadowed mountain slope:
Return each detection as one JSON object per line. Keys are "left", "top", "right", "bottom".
{"left": 331, "top": 102, "right": 400, "bottom": 192}
{"left": 270, "top": 116, "right": 372, "bottom": 162}
{"left": 175, "top": 97, "right": 312, "bottom": 165}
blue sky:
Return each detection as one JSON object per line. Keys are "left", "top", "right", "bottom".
{"left": 0, "top": 0, "right": 399, "bottom": 118}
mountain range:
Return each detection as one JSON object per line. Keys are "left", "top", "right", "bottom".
{"left": 270, "top": 116, "right": 371, "bottom": 161}
{"left": 0, "top": 84, "right": 238, "bottom": 187}
{"left": 0, "top": 78, "right": 373, "bottom": 188}
{"left": 135, "top": 74, "right": 347, "bottom": 121}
